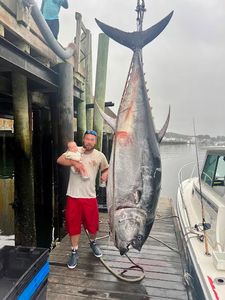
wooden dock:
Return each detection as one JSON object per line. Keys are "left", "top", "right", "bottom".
{"left": 47, "top": 198, "right": 189, "bottom": 300}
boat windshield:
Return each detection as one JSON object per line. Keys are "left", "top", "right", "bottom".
{"left": 201, "top": 154, "right": 225, "bottom": 197}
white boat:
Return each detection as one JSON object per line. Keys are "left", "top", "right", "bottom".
{"left": 177, "top": 147, "right": 225, "bottom": 300}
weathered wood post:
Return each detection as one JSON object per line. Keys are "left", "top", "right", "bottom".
{"left": 93, "top": 33, "right": 109, "bottom": 151}
{"left": 32, "top": 92, "right": 53, "bottom": 247}
{"left": 75, "top": 12, "right": 86, "bottom": 144}
{"left": 57, "top": 62, "right": 74, "bottom": 153}
{"left": 50, "top": 95, "right": 60, "bottom": 241}
{"left": 56, "top": 62, "right": 74, "bottom": 234}
{"left": 12, "top": 72, "right": 36, "bottom": 246}
{"left": 85, "top": 29, "right": 94, "bottom": 130}
{"left": 77, "top": 90, "right": 86, "bottom": 145}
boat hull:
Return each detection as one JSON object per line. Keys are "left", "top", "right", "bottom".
{"left": 176, "top": 178, "right": 225, "bottom": 300}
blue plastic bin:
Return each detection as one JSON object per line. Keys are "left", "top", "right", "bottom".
{"left": 0, "top": 246, "right": 49, "bottom": 300}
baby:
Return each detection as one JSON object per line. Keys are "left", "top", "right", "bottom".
{"left": 64, "top": 141, "right": 89, "bottom": 179}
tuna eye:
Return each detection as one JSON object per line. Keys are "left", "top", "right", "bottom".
{"left": 137, "top": 235, "right": 142, "bottom": 241}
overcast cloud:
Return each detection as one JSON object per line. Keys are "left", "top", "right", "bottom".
{"left": 37, "top": 0, "right": 225, "bottom": 136}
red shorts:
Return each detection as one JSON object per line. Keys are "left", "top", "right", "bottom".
{"left": 65, "top": 196, "right": 99, "bottom": 236}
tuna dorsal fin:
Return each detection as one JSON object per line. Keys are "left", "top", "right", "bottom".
{"left": 94, "top": 102, "right": 117, "bottom": 131}
{"left": 95, "top": 11, "right": 173, "bottom": 51}
{"left": 157, "top": 106, "right": 170, "bottom": 143}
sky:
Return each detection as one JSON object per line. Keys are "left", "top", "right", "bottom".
{"left": 37, "top": 0, "right": 225, "bottom": 137}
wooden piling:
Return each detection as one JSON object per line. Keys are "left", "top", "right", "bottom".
{"left": 75, "top": 12, "right": 87, "bottom": 144}
{"left": 56, "top": 62, "right": 74, "bottom": 229}
{"left": 50, "top": 96, "right": 61, "bottom": 242}
{"left": 12, "top": 72, "right": 36, "bottom": 246}
{"left": 77, "top": 96, "right": 86, "bottom": 145}
{"left": 33, "top": 103, "right": 53, "bottom": 247}
{"left": 57, "top": 62, "right": 74, "bottom": 151}
{"left": 85, "top": 30, "right": 94, "bottom": 130}
{"left": 93, "top": 33, "right": 109, "bottom": 151}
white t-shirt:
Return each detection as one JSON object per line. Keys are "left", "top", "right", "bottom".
{"left": 65, "top": 148, "right": 109, "bottom": 198}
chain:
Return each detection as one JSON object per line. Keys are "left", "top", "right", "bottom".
{"left": 135, "top": 0, "right": 146, "bottom": 31}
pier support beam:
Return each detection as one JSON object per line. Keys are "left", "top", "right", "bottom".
{"left": 77, "top": 94, "right": 86, "bottom": 145}
{"left": 55, "top": 62, "right": 74, "bottom": 234}
{"left": 12, "top": 72, "right": 36, "bottom": 246}
{"left": 93, "top": 33, "right": 109, "bottom": 151}
{"left": 33, "top": 104, "right": 53, "bottom": 247}
{"left": 85, "top": 30, "right": 93, "bottom": 130}
{"left": 57, "top": 62, "right": 74, "bottom": 152}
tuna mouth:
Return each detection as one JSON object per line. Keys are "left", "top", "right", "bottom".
{"left": 119, "top": 246, "right": 130, "bottom": 256}
{"left": 115, "top": 234, "right": 130, "bottom": 255}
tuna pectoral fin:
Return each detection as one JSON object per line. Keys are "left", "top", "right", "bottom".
{"left": 95, "top": 102, "right": 116, "bottom": 131}
{"left": 95, "top": 11, "right": 173, "bottom": 51}
{"left": 157, "top": 106, "right": 170, "bottom": 143}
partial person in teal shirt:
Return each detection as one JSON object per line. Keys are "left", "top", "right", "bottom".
{"left": 41, "top": 0, "right": 68, "bottom": 39}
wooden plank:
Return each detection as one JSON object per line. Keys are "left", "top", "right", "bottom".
{"left": 16, "top": 0, "right": 29, "bottom": 26}
{"left": 0, "top": 23, "right": 4, "bottom": 37}
{"left": 47, "top": 291, "right": 177, "bottom": 300}
{"left": 0, "top": 4, "right": 58, "bottom": 63}
{"left": 0, "top": 0, "right": 17, "bottom": 15}
{"left": 50, "top": 252, "right": 182, "bottom": 271}
{"left": 51, "top": 249, "right": 181, "bottom": 263}
{"left": 47, "top": 282, "right": 188, "bottom": 300}
{"left": 49, "top": 265, "right": 184, "bottom": 283}
{"left": 0, "top": 0, "right": 45, "bottom": 40}
{"left": 47, "top": 198, "right": 188, "bottom": 299}
{"left": 49, "top": 271, "right": 185, "bottom": 291}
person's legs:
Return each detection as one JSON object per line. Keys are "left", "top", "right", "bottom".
{"left": 89, "top": 233, "right": 97, "bottom": 240}
{"left": 82, "top": 198, "right": 102, "bottom": 257}
{"left": 70, "top": 234, "right": 80, "bottom": 249}
{"left": 45, "top": 19, "right": 59, "bottom": 39}
{"left": 65, "top": 197, "right": 82, "bottom": 268}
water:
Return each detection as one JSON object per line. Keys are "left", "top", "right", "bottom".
{"left": 0, "top": 143, "right": 207, "bottom": 246}
{"left": 160, "top": 143, "right": 205, "bottom": 200}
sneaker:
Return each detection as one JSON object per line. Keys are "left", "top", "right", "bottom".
{"left": 67, "top": 250, "right": 79, "bottom": 269}
{"left": 90, "top": 240, "right": 102, "bottom": 258}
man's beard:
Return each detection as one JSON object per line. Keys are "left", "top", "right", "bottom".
{"left": 83, "top": 143, "right": 95, "bottom": 151}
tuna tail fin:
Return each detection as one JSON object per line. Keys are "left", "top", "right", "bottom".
{"left": 157, "top": 106, "right": 170, "bottom": 143}
{"left": 95, "top": 11, "right": 173, "bottom": 51}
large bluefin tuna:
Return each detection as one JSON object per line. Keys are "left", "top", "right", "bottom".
{"left": 95, "top": 11, "right": 173, "bottom": 255}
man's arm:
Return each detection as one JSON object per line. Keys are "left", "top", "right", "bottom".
{"left": 101, "top": 168, "right": 108, "bottom": 182}
{"left": 57, "top": 154, "right": 85, "bottom": 172}
{"left": 54, "top": 0, "right": 68, "bottom": 9}
{"left": 57, "top": 154, "right": 72, "bottom": 166}
{"left": 99, "top": 152, "right": 109, "bottom": 182}
{"left": 61, "top": 0, "right": 68, "bottom": 9}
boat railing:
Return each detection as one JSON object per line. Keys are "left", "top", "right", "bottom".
{"left": 178, "top": 161, "right": 195, "bottom": 196}
{"left": 178, "top": 160, "right": 204, "bottom": 194}
{"left": 178, "top": 160, "right": 204, "bottom": 229}
{"left": 177, "top": 162, "right": 197, "bottom": 233}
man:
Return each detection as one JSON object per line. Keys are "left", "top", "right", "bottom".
{"left": 57, "top": 130, "right": 109, "bottom": 269}
{"left": 41, "top": 0, "right": 68, "bottom": 39}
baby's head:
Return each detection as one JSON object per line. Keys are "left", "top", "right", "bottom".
{"left": 67, "top": 141, "right": 78, "bottom": 152}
